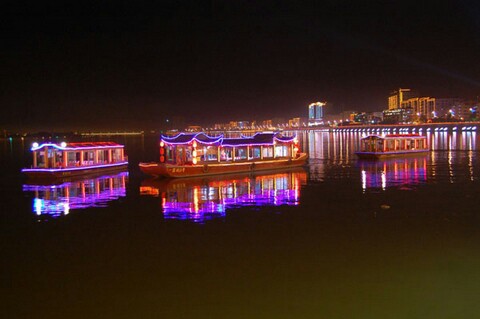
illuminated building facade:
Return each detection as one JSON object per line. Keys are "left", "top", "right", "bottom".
{"left": 388, "top": 88, "right": 411, "bottom": 110}
{"left": 308, "top": 102, "right": 326, "bottom": 125}
{"left": 401, "top": 97, "right": 436, "bottom": 120}
{"left": 288, "top": 117, "right": 307, "bottom": 127}
{"left": 387, "top": 88, "right": 438, "bottom": 122}
{"left": 382, "top": 108, "right": 414, "bottom": 124}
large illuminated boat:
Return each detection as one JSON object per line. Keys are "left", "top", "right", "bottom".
{"left": 22, "top": 141, "right": 128, "bottom": 179}
{"left": 139, "top": 132, "right": 308, "bottom": 178}
{"left": 355, "top": 134, "right": 429, "bottom": 159}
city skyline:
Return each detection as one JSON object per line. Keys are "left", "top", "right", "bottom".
{"left": 2, "top": 1, "right": 480, "bottom": 131}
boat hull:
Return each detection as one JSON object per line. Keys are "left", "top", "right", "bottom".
{"left": 139, "top": 153, "right": 308, "bottom": 178}
{"left": 355, "top": 150, "right": 429, "bottom": 159}
{"left": 22, "top": 162, "right": 128, "bottom": 180}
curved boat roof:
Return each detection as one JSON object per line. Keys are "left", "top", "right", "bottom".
{"left": 221, "top": 132, "right": 295, "bottom": 146}
{"left": 161, "top": 132, "right": 296, "bottom": 146}
{"left": 31, "top": 142, "right": 124, "bottom": 151}
{"left": 161, "top": 133, "right": 223, "bottom": 145}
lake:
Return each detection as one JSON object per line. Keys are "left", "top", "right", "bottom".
{"left": 2, "top": 131, "right": 480, "bottom": 318}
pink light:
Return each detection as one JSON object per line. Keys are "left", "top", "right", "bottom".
{"left": 161, "top": 132, "right": 297, "bottom": 147}
{"left": 31, "top": 143, "right": 125, "bottom": 151}
{"left": 21, "top": 161, "right": 128, "bottom": 173}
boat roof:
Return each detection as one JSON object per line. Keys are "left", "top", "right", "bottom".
{"left": 31, "top": 142, "right": 124, "bottom": 151}
{"left": 161, "top": 132, "right": 296, "bottom": 146}
{"left": 161, "top": 133, "right": 223, "bottom": 145}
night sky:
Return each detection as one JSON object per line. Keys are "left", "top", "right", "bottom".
{"left": 2, "top": 1, "right": 480, "bottom": 131}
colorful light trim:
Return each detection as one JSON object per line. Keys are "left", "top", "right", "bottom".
{"left": 161, "top": 132, "right": 296, "bottom": 147}
{"left": 31, "top": 142, "right": 125, "bottom": 151}
{"left": 161, "top": 132, "right": 223, "bottom": 145}
{"left": 221, "top": 139, "right": 294, "bottom": 147}
{"left": 21, "top": 161, "right": 128, "bottom": 173}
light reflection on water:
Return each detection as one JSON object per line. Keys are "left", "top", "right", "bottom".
{"left": 22, "top": 171, "right": 128, "bottom": 219}
{"left": 358, "top": 157, "right": 428, "bottom": 191}
{"left": 301, "top": 130, "right": 478, "bottom": 195}
{"left": 5, "top": 133, "right": 480, "bottom": 317}
{"left": 12, "top": 131, "right": 480, "bottom": 221}
{"left": 300, "top": 129, "right": 478, "bottom": 160}
{"left": 140, "top": 169, "right": 307, "bottom": 222}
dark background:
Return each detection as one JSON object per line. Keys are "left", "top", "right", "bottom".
{"left": 2, "top": 0, "right": 480, "bottom": 131}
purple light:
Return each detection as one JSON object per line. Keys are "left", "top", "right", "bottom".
{"left": 220, "top": 140, "right": 292, "bottom": 147}
{"left": 360, "top": 157, "right": 427, "bottom": 191}
{"left": 161, "top": 132, "right": 296, "bottom": 147}
{"left": 21, "top": 161, "right": 128, "bottom": 173}
{"left": 162, "top": 132, "right": 223, "bottom": 145}
{"left": 31, "top": 143, "right": 125, "bottom": 151}
{"left": 140, "top": 170, "right": 307, "bottom": 223}
{"left": 23, "top": 172, "right": 128, "bottom": 219}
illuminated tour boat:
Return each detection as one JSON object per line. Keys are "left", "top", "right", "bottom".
{"left": 355, "top": 134, "right": 429, "bottom": 159}
{"left": 22, "top": 141, "right": 128, "bottom": 179}
{"left": 139, "top": 132, "right": 308, "bottom": 178}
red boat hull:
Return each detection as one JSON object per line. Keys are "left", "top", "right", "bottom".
{"left": 139, "top": 153, "right": 308, "bottom": 178}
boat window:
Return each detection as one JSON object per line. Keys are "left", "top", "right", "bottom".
{"left": 262, "top": 146, "right": 274, "bottom": 158}
{"left": 376, "top": 140, "right": 383, "bottom": 152}
{"left": 176, "top": 147, "right": 185, "bottom": 164}
{"left": 98, "top": 150, "right": 105, "bottom": 163}
{"left": 362, "top": 138, "right": 378, "bottom": 152}
{"left": 196, "top": 146, "right": 217, "bottom": 162}
{"left": 185, "top": 148, "right": 193, "bottom": 164}
{"left": 275, "top": 145, "right": 288, "bottom": 157}
{"left": 67, "top": 152, "right": 76, "bottom": 166}
{"left": 37, "top": 152, "right": 46, "bottom": 168}
{"left": 112, "top": 149, "right": 122, "bottom": 163}
{"left": 235, "top": 147, "right": 248, "bottom": 160}
{"left": 409, "top": 140, "right": 415, "bottom": 149}
{"left": 204, "top": 146, "right": 218, "bottom": 161}
{"left": 385, "top": 140, "right": 394, "bottom": 151}
{"left": 166, "top": 146, "right": 174, "bottom": 163}
{"left": 250, "top": 147, "right": 261, "bottom": 159}
{"left": 54, "top": 149, "right": 63, "bottom": 167}
{"left": 220, "top": 147, "right": 232, "bottom": 161}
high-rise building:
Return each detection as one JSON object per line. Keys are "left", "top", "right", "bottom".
{"left": 401, "top": 97, "right": 436, "bottom": 120}
{"left": 388, "top": 88, "right": 411, "bottom": 110}
{"left": 308, "top": 102, "right": 326, "bottom": 125}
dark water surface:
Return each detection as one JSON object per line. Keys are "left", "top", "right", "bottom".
{"left": 2, "top": 133, "right": 480, "bottom": 318}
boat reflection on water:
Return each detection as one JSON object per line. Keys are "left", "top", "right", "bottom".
{"left": 359, "top": 157, "right": 427, "bottom": 191}
{"left": 140, "top": 169, "right": 307, "bottom": 222}
{"left": 23, "top": 171, "right": 128, "bottom": 219}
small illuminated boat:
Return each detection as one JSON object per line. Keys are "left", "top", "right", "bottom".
{"left": 355, "top": 134, "right": 429, "bottom": 159}
{"left": 22, "top": 141, "right": 128, "bottom": 179}
{"left": 139, "top": 132, "right": 308, "bottom": 178}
